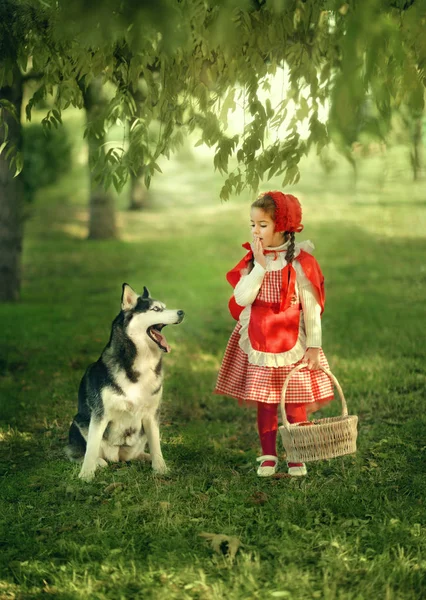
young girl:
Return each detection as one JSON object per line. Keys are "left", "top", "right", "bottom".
{"left": 214, "top": 191, "right": 334, "bottom": 477}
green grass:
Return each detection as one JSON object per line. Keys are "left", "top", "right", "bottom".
{"left": 0, "top": 117, "right": 426, "bottom": 599}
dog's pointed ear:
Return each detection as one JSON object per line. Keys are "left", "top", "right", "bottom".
{"left": 121, "top": 283, "right": 139, "bottom": 311}
{"left": 142, "top": 286, "right": 150, "bottom": 299}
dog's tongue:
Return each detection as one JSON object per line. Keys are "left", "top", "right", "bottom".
{"left": 152, "top": 329, "right": 171, "bottom": 352}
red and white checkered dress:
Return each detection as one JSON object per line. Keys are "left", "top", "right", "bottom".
{"left": 214, "top": 269, "right": 334, "bottom": 406}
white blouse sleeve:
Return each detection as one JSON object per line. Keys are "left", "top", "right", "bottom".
{"left": 294, "top": 261, "right": 322, "bottom": 348}
{"left": 234, "top": 262, "right": 266, "bottom": 307}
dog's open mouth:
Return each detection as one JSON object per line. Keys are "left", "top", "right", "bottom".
{"left": 147, "top": 325, "right": 171, "bottom": 353}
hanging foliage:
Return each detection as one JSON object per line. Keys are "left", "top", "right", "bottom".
{"left": 1, "top": 0, "right": 425, "bottom": 200}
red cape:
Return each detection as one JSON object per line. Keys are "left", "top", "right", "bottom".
{"left": 227, "top": 243, "right": 325, "bottom": 320}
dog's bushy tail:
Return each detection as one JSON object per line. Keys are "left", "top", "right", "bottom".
{"left": 64, "top": 445, "right": 84, "bottom": 462}
{"left": 65, "top": 421, "right": 86, "bottom": 462}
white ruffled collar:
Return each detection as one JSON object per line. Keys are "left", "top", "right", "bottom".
{"left": 264, "top": 240, "right": 289, "bottom": 251}
{"left": 296, "top": 240, "right": 315, "bottom": 255}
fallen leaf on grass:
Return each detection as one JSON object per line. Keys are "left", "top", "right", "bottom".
{"left": 28, "top": 482, "right": 43, "bottom": 490}
{"left": 199, "top": 532, "right": 242, "bottom": 562}
{"left": 104, "top": 482, "right": 125, "bottom": 494}
{"left": 250, "top": 491, "right": 268, "bottom": 505}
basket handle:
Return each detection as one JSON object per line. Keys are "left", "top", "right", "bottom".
{"left": 280, "top": 363, "right": 348, "bottom": 429}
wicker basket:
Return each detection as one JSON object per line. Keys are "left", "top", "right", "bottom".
{"left": 279, "top": 364, "right": 358, "bottom": 463}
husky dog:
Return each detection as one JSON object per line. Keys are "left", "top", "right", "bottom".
{"left": 66, "top": 284, "right": 184, "bottom": 482}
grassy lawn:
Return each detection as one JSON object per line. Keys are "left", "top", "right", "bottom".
{"left": 1, "top": 116, "right": 425, "bottom": 599}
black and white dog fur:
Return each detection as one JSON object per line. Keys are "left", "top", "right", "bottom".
{"left": 66, "top": 284, "right": 184, "bottom": 482}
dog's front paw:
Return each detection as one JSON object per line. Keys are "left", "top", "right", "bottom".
{"left": 152, "top": 457, "right": 168, "bottom": 475}
{"left": 78, "top": 467, "right": 96, "bottom": 482}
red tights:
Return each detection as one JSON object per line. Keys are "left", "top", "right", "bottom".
{"left": 257, "top": 402, "right": 307, "bottom": 467}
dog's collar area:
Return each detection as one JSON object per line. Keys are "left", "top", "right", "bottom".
{"left": 147, "top": 324, "right": 171, "bottom": 353}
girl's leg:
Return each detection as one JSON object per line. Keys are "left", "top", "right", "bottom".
{"left": 286, "top": 403, "right": 307, "bottom": 468}
{"left": 257, "top": 402, "right": 278, "bottom": 467}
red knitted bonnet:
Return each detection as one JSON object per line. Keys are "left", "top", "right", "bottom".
{"left": 262, "top": 191, "right": 304, "bottom": 233}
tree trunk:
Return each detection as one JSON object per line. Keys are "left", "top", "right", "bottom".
{"left": 82, "top": 78, "right": 117, "bottom": 239}
{"left": 129, "top": 167, "right": 148, "bottom": 210}
{"left": 0, "top": 72, "right": 24, "bottom": 302}
{"left": 410, "top": 116, "right": 424, "bottom": 181}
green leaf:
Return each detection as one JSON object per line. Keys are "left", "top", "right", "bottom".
{"left": 0, "top": 99, "right": 19, "bottom": 123}
{"left": 52, "top": 110, "right": 62, "bottom": 124}
{"left": 13, "top": 152, "right": 23, "bottom": 177}
{"left": 298, "top": 97, "right": 310, "bottom": 120}
{"left": 5, "top": 144, "right": 15, "bottom": 161}
{"left": 219, "top": 88, "right": 236, "bottom": 128}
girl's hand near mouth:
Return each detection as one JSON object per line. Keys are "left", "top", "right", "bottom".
{"left": 253, "top": 235, "right": 266, "bottom": 268}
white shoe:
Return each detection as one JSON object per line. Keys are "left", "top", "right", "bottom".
{"left": 256, "top": 455, "right": 278, "bottom": 477}
{"left": 287, "top": 463, "right": 307, "bottom": 477}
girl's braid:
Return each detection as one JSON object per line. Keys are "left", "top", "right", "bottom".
{"left": 285, "top": 232, "right": 296, "bottom": 264}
